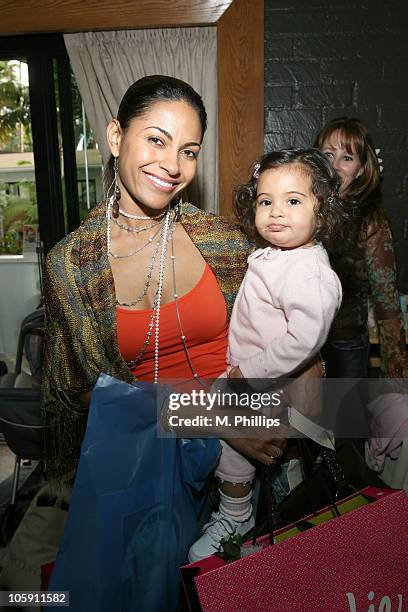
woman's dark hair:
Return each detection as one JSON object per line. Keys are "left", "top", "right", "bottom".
{"left": 234, "top": 148, "right": 347, "bottom": 249}
{"left": 313, "top": 116, "right": 380, "bottom": 202}
{"left": 104, "top": 75, "right": 207, "bottom": 190}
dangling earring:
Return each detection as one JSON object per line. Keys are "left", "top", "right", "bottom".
{"left": 112, "top": 156, "right": 121, "bottom": 218}
{"left": 313, "top": 211, "right": 321, "bottom": 240}
{"left": 173, "top": 195, "right": 182, "bottom": 221}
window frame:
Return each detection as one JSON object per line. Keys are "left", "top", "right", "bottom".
{"left": 0, "top": 34, "right": 80, "bottom": 255}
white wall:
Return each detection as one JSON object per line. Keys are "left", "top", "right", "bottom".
{"left": 0, "top": 255, "right": 41, "bottom": 357}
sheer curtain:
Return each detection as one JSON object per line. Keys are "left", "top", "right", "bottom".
{"left": 64, "top": 29, "right": 218, "bottom": 211}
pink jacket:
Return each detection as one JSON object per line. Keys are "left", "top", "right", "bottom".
{"left": 228, "top": 244, "right": 342, "bottom": 379}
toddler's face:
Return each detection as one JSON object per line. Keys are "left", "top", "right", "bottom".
{"left": 255, "top": 165, "right": 318, "bottom": 249}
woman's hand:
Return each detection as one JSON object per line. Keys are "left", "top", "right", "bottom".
{"left": 79, "top": 390, "right": 92, "bottom": 409}
{"left": 223, "top": 436, "right": 287, "bottom": 466}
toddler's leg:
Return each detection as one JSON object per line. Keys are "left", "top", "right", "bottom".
{"left": 188, "top": 441, "right": 256, "bottom": 563}
{"left": 216, "top": 440, "right": 256, "bottom": 521}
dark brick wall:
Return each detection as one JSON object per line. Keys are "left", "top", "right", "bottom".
{"left": 264, "top": 0, "right": 408, "bottom": 291}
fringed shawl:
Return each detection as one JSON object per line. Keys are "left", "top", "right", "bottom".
{"left": 41, "top": 202, "right": 251, "bottom": 480}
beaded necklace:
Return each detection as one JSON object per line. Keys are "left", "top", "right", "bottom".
{"left": 119, "top": 207, "right": 167, "bottom": 221}
{"left": 107, "top": 198, "right": 201, "bottom": 384}
{"left": 109, "top": 225, "right": 163, "bottom": 260}
{"left": 111, "top": 216, "right": 162, "bottom": 234}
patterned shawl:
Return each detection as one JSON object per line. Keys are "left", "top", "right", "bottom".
{"left": 41, "top": 202, "right": 251, "bottom": 480}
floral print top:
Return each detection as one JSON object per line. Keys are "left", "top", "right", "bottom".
{"left": 328, "top": 202, "right": 407, "bottom": 377}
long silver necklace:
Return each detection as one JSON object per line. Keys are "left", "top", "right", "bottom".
{"left": 108, "top": 224, "right": 163, "bottom": 260}
{"left": 169, "top": 231, "right": 201, "bottom": 382}
{"left": 126, "top": 222, "right": 202, "bottom": 385}
{"left": 123, "top": 209, "right": 173, "bottom": 383}
{"left": 107, "top": 196, "right": 165, "bottom": 305}
{"left": 108, "top": 202, "right": 202, "bottom": 384}
{"left": 116, "top": 235, "right": 161, "bottom": 307}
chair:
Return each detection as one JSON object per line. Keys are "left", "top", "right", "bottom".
{"left": 0, "top": 307, "right": 46, "bottom": 541}
{"left": 0, "top": 307, "right": 44, "bottom": 389}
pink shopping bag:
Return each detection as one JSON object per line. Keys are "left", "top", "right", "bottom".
{"left": 181, "top": 487, "right": 408, "bottom": 612}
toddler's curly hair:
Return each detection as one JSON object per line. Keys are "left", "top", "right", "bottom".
{"left": 233, "top": 148, "right": 348, "bottom": 249}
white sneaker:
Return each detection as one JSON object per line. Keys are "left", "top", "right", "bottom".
{"left": 188, "top": 511, "right": 255, "bottom": 563}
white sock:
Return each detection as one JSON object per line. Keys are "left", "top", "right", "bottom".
{"left": 219, "top": 490, "right": 252, "bottom": 522}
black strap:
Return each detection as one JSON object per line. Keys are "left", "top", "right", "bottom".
{"left": 320, "top": 447, "right": 350, "bottom": 498}
{"left": 298, "top": 440, "right": 352, "bottom": 517}
{"left": 252, "top": 465, "right": 280, "bottom": 545}
{"left": 252, "top": 441, "right": 353, "bottom": 543}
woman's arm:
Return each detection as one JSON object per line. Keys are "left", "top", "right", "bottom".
{"left": 364, "top": 209, "right": 407, "bottom": 377}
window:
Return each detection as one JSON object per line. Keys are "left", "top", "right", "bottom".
{"left": 0, "top": 34, "right": 103, "bottom": 363}
{"left": 78, "top": 178, "right": 97, "bottom": 210}
{"left": 0, "top": 34, "right": 104, "bottom": 257}
{"left": 0, "top": 59, "right": 37, "bottom": 255}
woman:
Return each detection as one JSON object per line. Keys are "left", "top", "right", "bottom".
{"left": 36, "top": 75, "right": 291, "bottom": 609}
{"left": 314, "top": 117, "right": 407, "bottom": 379}
{"left": 42, "top": 75, "right": 285, "bottom": 481}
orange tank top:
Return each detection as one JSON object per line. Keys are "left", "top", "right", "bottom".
{"left": 116, "top": 264, "right": 228, "bottom": 382}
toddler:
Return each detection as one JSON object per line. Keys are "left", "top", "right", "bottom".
{"left": 189, "top": 148, "right": 344, "bottom": 562}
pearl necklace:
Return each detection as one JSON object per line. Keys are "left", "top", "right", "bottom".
{"left": 107, "top": 199, "right": 201, "bottom": 384}
{"left": 120, "top": 208, "right": 172, "bottom": 380}
{"left": 119, "top": 207, "right": 167, "bottom": 222}
{"left": 128, "top": 222, "right": 202, "bottom": 385}
{"left": 107, "top": 196, "right": 166, "bottom": 305}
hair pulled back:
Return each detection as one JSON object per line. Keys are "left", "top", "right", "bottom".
{"left": 104, "top": 75, "right": 207, "bottom": 190}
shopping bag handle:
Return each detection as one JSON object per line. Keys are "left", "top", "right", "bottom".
{"left": 297, "top": 439, "right": 353, "bottom": 517}
{"left": 251, "top": 440, "right": 354, "bottom": 544}
{"left": 252, "top": 464, "right": 280, "bottom": 545}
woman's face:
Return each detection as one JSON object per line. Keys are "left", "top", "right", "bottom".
{"left": 320, "top": 130, "right": 363, "bottom": 193}
{"left": 107, "top": 99, "right": 202, "bottom": 214}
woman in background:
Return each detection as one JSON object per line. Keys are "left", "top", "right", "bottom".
{"left": 314, "top": 117, "right": 407, "bottom": 379}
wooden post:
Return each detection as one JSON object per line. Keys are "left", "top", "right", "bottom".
{"left": 217, "top": 0, "right": 264, "bottom": 216}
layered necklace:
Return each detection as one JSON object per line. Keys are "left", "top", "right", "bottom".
{"left": 111, "top": 216, "right": 162, "bottom": 234}
{"left": 106, "top": 196, "right": 201, "bottom": 384}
